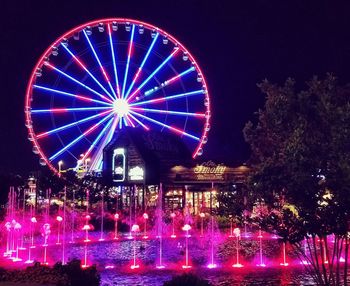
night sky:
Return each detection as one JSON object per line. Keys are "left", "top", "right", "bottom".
{"left": 1, "top": 0, "right": 350, "bottom": 175}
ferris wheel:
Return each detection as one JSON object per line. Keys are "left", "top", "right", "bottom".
{"left": 25, "top": 18, "right": 211, "bottom": 174}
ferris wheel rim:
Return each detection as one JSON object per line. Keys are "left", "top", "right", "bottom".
{"left": 25, "top": 18, "right": 211, "bottom": 175}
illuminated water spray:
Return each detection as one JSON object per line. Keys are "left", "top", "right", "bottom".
{"left": 232, "top": 228, "right": 243, "bottom": 268}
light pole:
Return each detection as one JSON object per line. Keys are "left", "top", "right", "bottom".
{"left": 58, "top": 160, "right": 63, "bottom": 176}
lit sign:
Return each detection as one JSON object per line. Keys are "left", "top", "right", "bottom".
{"left": 112, "top": 148, "right": 125, "bottom": 182}
{"left": 193, "top": 161, "right": 226, "bottom": 181}
{"left": 129, "top": 166, "right": 144, "bottom": 181}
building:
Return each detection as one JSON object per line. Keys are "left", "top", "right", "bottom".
{"left": 103, "top": 127, "right": 249, "bottom": 213}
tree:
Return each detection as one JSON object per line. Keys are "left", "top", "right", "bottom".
{"left": 244, "top": 74, "right": 350, "bottom": 285}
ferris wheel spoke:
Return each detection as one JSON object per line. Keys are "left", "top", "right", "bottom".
{"left": 142, "top": 67, "right": 195, "bottom": 98}
{"left": 36, "top": 109, "right": 113, "bottom": 139}
{"left": 126, "top": 47, "right": 179, "bottom": 103}
{"left": 44, "top": 62, "right": 114, "bottom": 104}
{"left": 49, "top": 112, "right": 115, "bottom": 161}
{"left": 124, "top": 33, "right": 159, "bottom": 99}
{"left": 79, "top": 116, "right": 114, "bottom": 164}
{"left": 33, "top": 85, "right": 113, "bottom": 106}
{"left": 129, "top": 89, "right": 205, "bottom": 107}
{"left": 82, "top": 29, "right": 117, "bottom": 100}
{"left": 61, "top": 44, "right": 115, "bottom": 101}
{"left": 121, "top": 24, "right": 136, "bottom": 99}
{"left": 107, "top": 24, "right": 121, "bottom": 98}
{"left": 130, "top": 107, "right": 205, "bottom": 118}
{"left": 88, "top": 115, "right": 119, "bottom": 171}
{"left": 127, "top": 112, "right": 149, "bottom": 131}
{"left": 129, "top": 110, "right": 200, "bottom": 141}
{"left": 31, "top": 106, "right": 112, "bottom": 114}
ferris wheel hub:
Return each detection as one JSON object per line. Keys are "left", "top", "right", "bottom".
{"left": 113, "top": 98, "right": 130, "bottom": 117}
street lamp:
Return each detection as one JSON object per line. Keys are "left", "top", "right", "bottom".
{"left": 58, "top": 160, "right": 63, "bottom": 175}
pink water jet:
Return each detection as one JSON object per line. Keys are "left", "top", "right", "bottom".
{"left": 170, "top": 212, "right": 176, "bottom": 238}
{"left": 130, "top": 224, "right": 140, "bottom": 269}
{"left": 114, "top": 213, "right": 119, "bottom": 239}
{"left": 280, "top": 242, "right": 289, "bottom": 266}
{"left": 182, "top": 224, "right": 192, "bottom": 269}
{"left": 232, "top": 228, "right": 243, "bottom": 268}
{"left": 142, "top": 213, "right": 149, "bottom": 239}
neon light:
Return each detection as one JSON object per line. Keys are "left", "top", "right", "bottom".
{"left": 89, "top": 116, "right": 119, "bottom": 171}
{"left": 80, "top": 117, "right": 114, "bottom": 163}
{"left": 82, "top": 29, "right": 117, "bottom": 99}
{"left": 107, "top": 24, "right": 121, "bottom": 98}
{"left": 31, "top": 107, "right": 111, "bottom": 113}
{"left": 126, "top": 112, "right": 149, "bottom": 131}
{"left": 125, "top": 114, "right": 135, "bottom": 127}
{"left": 127, "top": 47, "right": 179, "bottom": 103}
{"left": 124, "top": 33, "right": 159, "bottom": 98}
{"left": 121, "top": 24, "right": 135, "bottom": 98}
{"left": 129, "top": 110, "right": 200, "bottom": 141}
{"left": 33, "top": 85, "right": 112, "bottom": 106}
{"left": 49, "top": 112, "right": 114, "bottom": 161}
{"left": 37, "top": 110, "right": 113, "bottom": 139}
{"left": 143, "top": 67, "right": 195, "bottom": 97}
{"left": 44, "top": 62, "right": 113, "bottom": 104}
{"left": 112, "top": 148, "right": 126, "bottom": 182}
{"left": 61, "top": 44, "right": 115, "bottom": 101}
{"left": 130, "top": 107, "right": 205, "bottom": 117}
{"left": 130, "top": 89, "right": 205, "bottom": 107}
{"left": 123, "top": 117, "right": 129, "bottom": 127}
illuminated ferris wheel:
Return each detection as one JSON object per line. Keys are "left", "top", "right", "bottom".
{"left": 25, "top": 18, "right": 211, "bottom": 174}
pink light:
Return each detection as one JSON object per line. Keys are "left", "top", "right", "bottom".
{"left": 105, "top": 265, "right": 115, "bottom": 269}
{"left": 131, "top": 224, "right": 140, "bottom": 232}
{"left": 130, "top": 264, "right": 140, "bottom": 269}
{"left": 182, "top": 265, "right": 192, "bottom": 269}
{"left": 100, "top": 66, "right": 110, "bottom": 82}
{"left": 31, "top": 217, "right": 37, "bottom": 223}
{"left": 171, "top": 234, "right": 177, "bottom": 238}
{"left": 182, "top": 224, "right": 191, "bottom": 231}
{"left": 170, "top": 213, "right": 176, "bottom": 218}
{"left": 56, "top": 216, "right": 63, "bottom": 222}
{"left": 114, "top": 213, "right": 119, "bottom": 220}
{"left": 143, "top": 213, "right": 149, "bottom": 220}
{"left": 156, "top": 265, "right": 165, "bottom": 269}
{"left": 257, "top": 263, "right": 266, "bottom": 267}
{"left": 232, "top": 263, "right": 243, "bottom": 268}
{"left": 207, "top": 263, "right": 217, "bottom": 269}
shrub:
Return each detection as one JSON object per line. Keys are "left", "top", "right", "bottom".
{"left": 163, "top": 273, "right": 212, "bottom": 286}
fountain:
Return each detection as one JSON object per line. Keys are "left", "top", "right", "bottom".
{"left": 114, "top": 213, "right": 119, "bottom": 239}
{"left": 207, "top": 215, "right": 217, "bottom": 269}
{"left": 130, "top": 224, "right": 140, "bottom": 269}
{"left": 199, "top": 212, "right": 205, "bottom": 237}
{"left": 232, "top": 227, "right": 243, "bottom": 268}
{"left": 99, "top": 189, "right": 105, "bottom": 241}
{"left": 156, "top": 184, "right": 165, "bottom": 269}
{"left": 70, "top": 189, "right": 75, "bottom": 243}
{"left": 182, "top": 224, "right": 192, "bottom": 269}
{"left": 228, "top": 214, "right": 234, "bottom": 238}
{"left": 56, "top": 216, "right": 63, "bottom": 245}
{"left": 170, "top": 212, "right": 176, "bottom": 238}
{"left": 256, "top": 228, "right": 266, "bottom": 267}
{"left": 142, "top": 213, "right": 149, "bottom": 239}
{"left": 42, "top": 223, "right": 51, "bottom": 265}
{"left": 280, "top": 242, "right": 289, "bottom": 266}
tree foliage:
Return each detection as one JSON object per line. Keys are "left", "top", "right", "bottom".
{"left": 244, "top": 74, "right": 350, "bottom": 285}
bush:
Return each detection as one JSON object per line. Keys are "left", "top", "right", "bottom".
{"left": 0, "top": 259, "right": 100, "bottom": 286}
{"left": 163, "top": 273, "right": 212, "bottom": 286}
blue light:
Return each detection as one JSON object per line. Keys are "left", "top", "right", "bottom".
{"left": 124, "top": 33, "right": 159, "bottom": 98}
{"left": 121, "top": 24, "right": 135, "bottom": 99}
{"left": 49, "top": 112, "right": 114, "bottom": 161}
